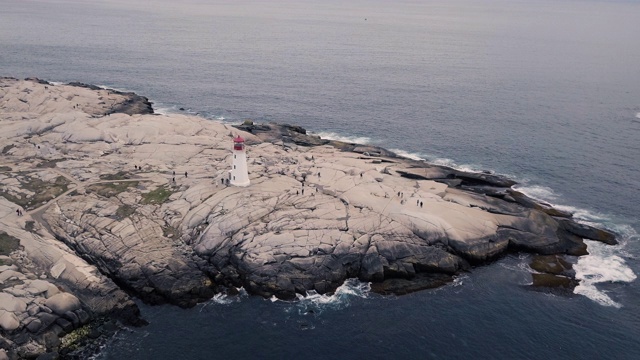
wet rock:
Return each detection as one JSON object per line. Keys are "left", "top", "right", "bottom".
{"left": 26, "top": 318, "right": 42, "bottom": 333}
{"left": 36, "top": 352, "right": 59, "bottom": 360}
{"left": 530, "top": 254, "right": 574, "bottom": 276}
{"left": 36, "top": 313, "right": 58, "bottom": 330}
{"left": 55, "top": 318, "right": 74, "bottom": 333}
{"left": 63, "top": 311, "right": 80, "bottom": 327}
{"left": 531, "top": 273, "right": 578, "bottom": 289}
{"left": 16, "top": 340, "right": 45, "bottom": 359}
{"left": 74, "top": 309, "right": 90, "bottom": 325}
{"left": 558, "top": 219, "right": 617, "bottom": 245}
{"left": 370, "top": 273, "right": 454, "bottom": 295}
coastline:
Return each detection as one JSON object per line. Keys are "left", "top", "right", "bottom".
{"left": 0, "top": 77, "right": 619, "bottom": 359}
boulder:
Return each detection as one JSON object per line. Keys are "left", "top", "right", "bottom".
{"left": 558, "top": 219, "right": 617, "bottom": 245}
{"left": 0, "top": 293, "right": 27, "bottom": 313}
{"left": 0, "top": 310, "right": 20, "bottom": 332}
{"left": 16, "top": 340, "right": 45, "bottom": 359}
{"left": 44, "top": 293, "right": 81, "bottom": 315}
{"left": 26, "top": 318, "right": 42, "bottom": 333}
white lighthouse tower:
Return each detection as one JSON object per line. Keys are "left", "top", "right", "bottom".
{"left": 229, "top": 135, "right": 250, "bottom": 187}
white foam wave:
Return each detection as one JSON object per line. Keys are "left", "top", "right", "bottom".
{"left": 284, "top": 279, "right": 370, "bottom": 314}
{"left": 574, "top": 240, "right": 637, "bottom": 308}
{"left": 389, "top": 148, "right": 426, "bottom": 161}
{"left": 636, "top": 112, "right": 640, "bottom": 119}
{"left": 210, "top": 293, "right": 234, "bottom": 305}
{"left": 153, "top": 104, "right": 175, "bottom": 115}
{"left": 312, "top": 131, "right": 371, "bottom": 145}
{"left": 198, "top": 288, "right": 247, "bottom": 312}
{"left": 429, "top": 157, "right": 485, "bottom": 173}
{"left": 95, "top": 84, "right": 136, "bottom": 94}
{"left": 513, "top": 184, "right": 558, "bottom": 202}
{"left": 451, "top": 274, "right": 468, "bottom": 287}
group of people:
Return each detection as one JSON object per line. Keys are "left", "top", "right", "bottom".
{"left": 398, "top": 191, "right": 424, "bottom": 208}
{"left": 15, "top": 209, "right": 23, "bottom": 216}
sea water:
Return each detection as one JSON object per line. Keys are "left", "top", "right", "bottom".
{"left": 1, "top": 0, "right": 639, "bottom": 358}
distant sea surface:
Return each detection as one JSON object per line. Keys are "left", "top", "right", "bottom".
{"left": 2, "top": 0, "right": 639, "bottom": 358}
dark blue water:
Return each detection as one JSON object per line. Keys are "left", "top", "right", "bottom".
{"left": 2, "top": 0, "right": 639, "bottom": 358}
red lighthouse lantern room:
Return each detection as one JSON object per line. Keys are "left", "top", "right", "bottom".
{"left": 233, "top": 135, "right": 245, "bottom": 151}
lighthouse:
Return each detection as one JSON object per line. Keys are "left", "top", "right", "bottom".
{"left": 229, "top": 135, "right": 250, "bottom": 187}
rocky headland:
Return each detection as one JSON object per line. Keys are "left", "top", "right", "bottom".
{"left": 0, "top": 77, "right": 617, "bottom": 359}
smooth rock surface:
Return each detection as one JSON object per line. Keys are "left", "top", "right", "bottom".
{"left": 0, "top": 78, "right": 620, "bottom": 356}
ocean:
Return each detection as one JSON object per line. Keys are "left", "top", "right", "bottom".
{"left": 1, "top": 0, "right": 639, "bottom": 358}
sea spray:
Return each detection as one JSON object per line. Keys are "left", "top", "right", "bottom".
{"left": 267, "top": 279, "right": 371, "bottom": 316}
{"left": 506, "top": 183, "right": 637, "bottom": 307}
{"left": 513, "top": 184, "right": 558, "bottom": 202}
{"left": 312, "top": 131, "right": 372, "bottom": 145}
{"left": 574, "top": 240, "right": 637, "bottom": 308}
{"left": 198, "top": 287, "right": 248, "bottom": 312}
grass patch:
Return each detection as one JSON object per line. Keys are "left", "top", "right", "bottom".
{"left": 0, "top": 173, "right": 69, "bottom": 210}
{"left": 87, "top": 181, "right": 138, "bottom": 198}
{"left": 0, "top": 231, "right": 20, "bottom": 256}
{"left": 115, "top": 204, "right": 136, "bottom": 220}
{"left": 25, "top": 221, "right": 36, "bottom": 233}
{"left": 141, "top": 185, "right": 174, "bottom": 205}
{"left": 100, "top": 171, "right": 132, "bottom": 180}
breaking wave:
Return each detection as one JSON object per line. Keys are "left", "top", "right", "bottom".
{"left": 198, "top": 288, "right": 248, "bottom": 312}
{"left": 313, "top": 131, "right": 372, "bottom": 145}
{"left": 429, "top": 156, "right": 486, "bottom": 174}
{"left": 153, "top": 103, "right": 179, "bottom": 115}
{"left": 574, "top": 238, "right": 637, "bottom": 308}
{"left": 294, "top": 279, "right": 370, "bottom": 314}
{"left": 511, "top": 183, "right": 637, "bottom": 307}
{"left": 272, "top": 279, "right": 371, "bottom": 315}
{"left": 513, "top": 184, "right": 558, "bottom": 202}
{"left": 636, "top": 112, "right": 640, "bottom": 119}
{"left": 389, "top": 148, "right": 426, "bottom": 161}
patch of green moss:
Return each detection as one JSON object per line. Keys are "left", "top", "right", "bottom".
{"left": 87, "top": 181, "right": 138, "bottom": 198}
{"left": 99, "top": 171, "right": 132, "bottom": 180}
{"left": 0, "top": 231, "right": 20, "bottom": 256}
{"left": 141, "top": 185, "right": 174, "bottom": 205}
{"left": 0, "top": 173, "right": 69, "bottom": 210}
{"left": 60, "top": 323, "right": 94, "bottom": 353}
{"left": 25, "top": 221, "right": 36, "bottom": 233}
{"left": 115, "top": 204, "right": 136, "bottom": 220}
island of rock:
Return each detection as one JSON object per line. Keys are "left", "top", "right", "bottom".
{"left": 0, "top": 77, "right": 616, "bottom": 359}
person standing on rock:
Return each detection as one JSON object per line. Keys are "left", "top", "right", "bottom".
{"left": 420, "top": 201, "right": 423, "bottom": 208}
{"left": 185, "top": 171, "right": 188, "bottom": 178}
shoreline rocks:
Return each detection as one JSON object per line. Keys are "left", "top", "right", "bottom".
{"left": 0, "top": 77, "right": 618, "bottom": 358}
